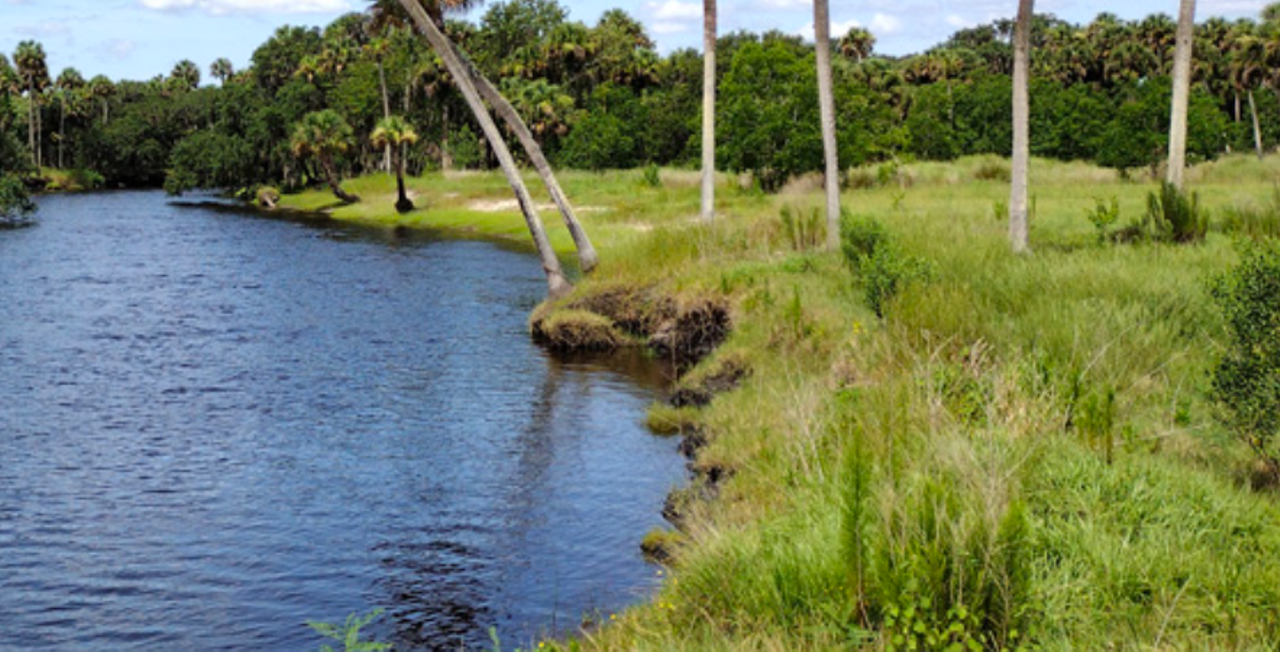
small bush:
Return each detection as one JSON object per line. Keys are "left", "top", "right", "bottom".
{"left": 1211, "top": 240, "right": 1280, "bottom": 476}
{"left": 840, "top": 213, "right": 932, "bottom": 318}
{"left": 1086, "top": 197, "right": 1120, "bottom": 244}
{"left": 1143, "top": 182, "right": 1208, "bottom": 243}
{"left": 0, "top": 175, "right": 36, "bottom": 226}
{"left": 641, "top": 163, "right": 662, "bottom": 188}
{"left": 973, "top": 158, "right": 1011, "bottom": 182}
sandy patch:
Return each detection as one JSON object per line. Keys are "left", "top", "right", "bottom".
{"left": 466, "top": 199, "right": 610, "bottom": 214}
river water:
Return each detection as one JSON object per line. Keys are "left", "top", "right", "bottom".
{"left": 0, "top": 192, "right": 683, "bottom": 650}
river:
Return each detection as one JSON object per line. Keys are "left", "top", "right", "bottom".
{"left": 0, "top": 191, "right": 683, "bottom": 650}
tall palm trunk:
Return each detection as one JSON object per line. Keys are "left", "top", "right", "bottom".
{"left": 394, "top": 146, "right": 412, "bottom": 212}
{"left": 700, "top": 0, "right": 716, "bottom": 223}
{"left": 813, "top": 0, "right": 840, "bottom": 249}
{"left": 58, "top": 95, "right": 65, "bottom": 170}
{"left": 441, "top": 104, "right": 452, "bottom": 170}
{"left": 446, "top": 42, "right": 600, "bottom": 273}
{"left": 396, "top": 0, "right": 572, "bottom": 299}
{"left": 1167, "top": 0, "right": 1196, "bottom": 190}
{"left": 377, "top": 59, "right": 392, "bottom": 173}
{"left": 27, "top": 90, "right": 36, "bottom": 168}
{"left": 1249, "top": 89, "right": 1264, "bottom": 160}
{"left": 1009, "top": 0, "right": 1034, "bottom": 254}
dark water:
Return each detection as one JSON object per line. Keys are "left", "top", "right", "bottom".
{"left": 0, "top": 192, "right": 683, "bottom": 650}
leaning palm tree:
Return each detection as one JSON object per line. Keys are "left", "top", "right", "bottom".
{"left": 813, "top": 0, "right": 840, "bottom": 248}
{"left": 374, "top": 0, "right": 598, "bottom": 275}
{"left": 393, "top": 0, "right": 573, "bottom": 298}
{"left": 700, "top": 0, "right": 716, "bottom": 223}
{"left": 371, "top": 115, "right": 419, "bottom": 213}
{"left": 1009, "top": 0, "right": 1034, "bottom": 254}
{"left": 291, "top": 110, "right": 361, "bottom": 204}
{"left": 1167, "top": 0, "right": 1197, "bottom": 190}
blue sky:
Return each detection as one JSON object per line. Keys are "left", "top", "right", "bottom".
{"left": 0, "top": 0, "right": 1271, "bottom": 82}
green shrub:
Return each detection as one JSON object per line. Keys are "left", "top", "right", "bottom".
{"left": 1211, "top": 240, "right": 1280, "bottom": 476}
{"left": 973, "top": 158, "right": 1011, "bottom": 182}
{"left": 0, "top": 175, "right": 36, "bottom": 225}
{"left": 1086, "top": 197, "right": 1120, "bottom": 244}
{"left": 1143, "top": 182, "right": 1208, "bottom": 243}
{"left": 840, "top": 213, "right": 932, "bottom": 318}
{"left": 308, "top": 609, "right": 391, "bottom": 652}
{"left": 641, "top": 163, "right": 662, "bottom": 188}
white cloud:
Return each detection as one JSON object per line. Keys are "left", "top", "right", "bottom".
{"left": 137, "top": 0, "right": 351, "bottom": 15}
{"left": 756, "top": 0, "right": 811, "bottom": 9}
{"left": 945, "top": 14, "right": 972, "bottom": 29}
{"left": 648, "top": 0, "right": 701, "bottom": 20}
{"left": 796, "top": 19, "right": 861, "bottom": 42}
{"left": 869, "top": 13, "right": 902, "bottom": 35}
{"left": 652, "top": 21, "right": 693, "bottom": 34}
{"left": 93, "top": 39, "right": 138, "bottom": 61}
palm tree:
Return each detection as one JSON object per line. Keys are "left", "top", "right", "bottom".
{"left": 88, "top": 75, "right": 114, "bottom": 126}
{"left": 813, "top": 0, "right": 840, "bottom": 248}
{"left": 171, "top": 59, "right": 201, "bottom": 91}
{"left": 366, "top": 36, "right": 395, "bottom": 173}
{"left": 394, "top": 0, "right": 572, "bottom": 298}
{"left": 375, "top": 0, "right": 598, "bottom": 275}
{"left": 1167, "top": 0, "right": 1196, "bottom": 190}
{"left": 838, "top": 27, "right": 876, "bottom": 62}
{"left": 14, "top": 41, "right": 49, "bottom": 168}
{"left": 1231, "top": 32, "right": 1267, "bottom": 158}
{"left": 700, "top": 0, "right": 715, "bottom": 223}
{"left": 0, "top": 55, "right": 18, "bottom": 134}
{"left": 210, "top": 58, "right": 235, "bottom": 86}
{"left": 54, "top": 67, "right": 84, "bottom": 169}
{"left": 1009, "top": 0, "right": 1034, "bottom": 254}
{"left": 371, "top": 116, "right": 419, "bottom": 212}
{"left": 291, "top": 109, "right": 361, "bottom": 204}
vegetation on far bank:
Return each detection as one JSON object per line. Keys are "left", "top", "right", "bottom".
{"left": 284, "top": 154, "right": 1280, "bottom": 648}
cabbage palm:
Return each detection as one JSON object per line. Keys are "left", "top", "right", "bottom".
{"left": 813, "top": 0, "right": 840, "bottom": 248}
{"left": 171, "top": 59, "right": 200, "bottom": 91}
{"left": 838, "top": 27, "right": 875, "bottom": 62}
{"left": 54, "top": 67, "right": 84, "bottom": 169}
{"left": 393, "top": 0, "right": 573, "bottom": 298}
{"left": 88, "top": 75, "right": 114, "bottom": 126}
{"left": 371, "top": 116, "right": 419, "bottom": 212}
{"left": 291, "top": 109, "right": 360, "bottom": 204}
{"left": 210, "top": 58, "right": 235, "bottom": 86}
{"left": 1167, "top": 0, "right": 1196, "bottom": 190}
{"left": 700, "top": 0, "right": 715, "bottom": 223}
{"left": 14, "top": 41, "right": 49, "bottom": 168}
{"left": 1010, "top": 0, "right": 1034, "bottom": 254}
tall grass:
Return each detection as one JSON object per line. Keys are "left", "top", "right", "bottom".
{"left": 283, "top": 156, "right": 1280, "bottom": 649}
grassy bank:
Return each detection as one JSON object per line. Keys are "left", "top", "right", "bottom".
{"left": 284, "top": 156, "right": 1280, "bottom": 648}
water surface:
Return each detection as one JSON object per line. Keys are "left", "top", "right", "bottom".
{"left": 0, "top": 192, "right": 682, "bottom": 650}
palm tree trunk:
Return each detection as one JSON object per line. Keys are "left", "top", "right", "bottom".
{"left": 441, "top": 104, "right": 452, "bottom": 170}
{"left": 700, "top": 0, "right": 716, "bottom": 223}
{"left": 1234, "top": 91, "right": 1241, "bottom": 122}
{"left": 1167, "top": 0, "right": 1196, "bottom": 190}
{"left": 58, "top": 96, "right": 65, "bottom": 170}
{"left": 445, "top": 42, "right": 599, "bottom": 273}
{"left": 1250, "top": 89, "right": 1264, "bottom": 160}
{"left": 321, "top": 154, "right": 359, "bottom": 204}
{"left": 102, "top": 100, "right": 108, "bottom": 126}
{"left": 1009, "top": 0, "right": 1034, "bottom": 254}
{"left": 396, "top": 0, "right": 572, "bottom": 299}
{"left": 395, "top": 148, "right": 413, "bottom": 212}
{"left": 27, "top": 90, "right": 36, "bottom": 168}
{"left": 378, "top": 59, "right": 392, "bottom": 173}
{"left": 813, "top": 0, "right": 841, "bottom": 249}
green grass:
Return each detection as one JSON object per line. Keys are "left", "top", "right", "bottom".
{"left": 285, "top": 155, "right": 1280, "bottom": 649}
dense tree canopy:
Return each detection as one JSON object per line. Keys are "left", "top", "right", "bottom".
{"left": 5, "top": 2, "right": 1280, "bottom": 194}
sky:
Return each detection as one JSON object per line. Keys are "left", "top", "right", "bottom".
{"left": 0, "top": 0, "right": 1272, "bottom": 83}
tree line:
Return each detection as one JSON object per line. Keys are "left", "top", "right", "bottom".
{"left": 5, "top": 3, "right": 1280, "bottom": 193}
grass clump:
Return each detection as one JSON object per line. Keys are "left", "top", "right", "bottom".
{"left": 1143, "top": 182, "right": 1208, "bottom": 243}
{"left": 646, "top": 403, "right": 702, "bottom": 436}
{"left": 1220, "top": 187, "right": 1280, "bottom": 240}
{"left": 840, "top": 213, "right": 933, "bottom": 318}
{"left": 529, "top": 309, "right": 631, "bottom": 351}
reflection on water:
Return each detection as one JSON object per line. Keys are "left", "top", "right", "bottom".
{"left": 0, "top": 192, "right": 684, "bottom": 650}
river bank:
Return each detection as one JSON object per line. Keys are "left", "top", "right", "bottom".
{"left": 282, "top": 155, "right": 1280, "bottom": 649}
